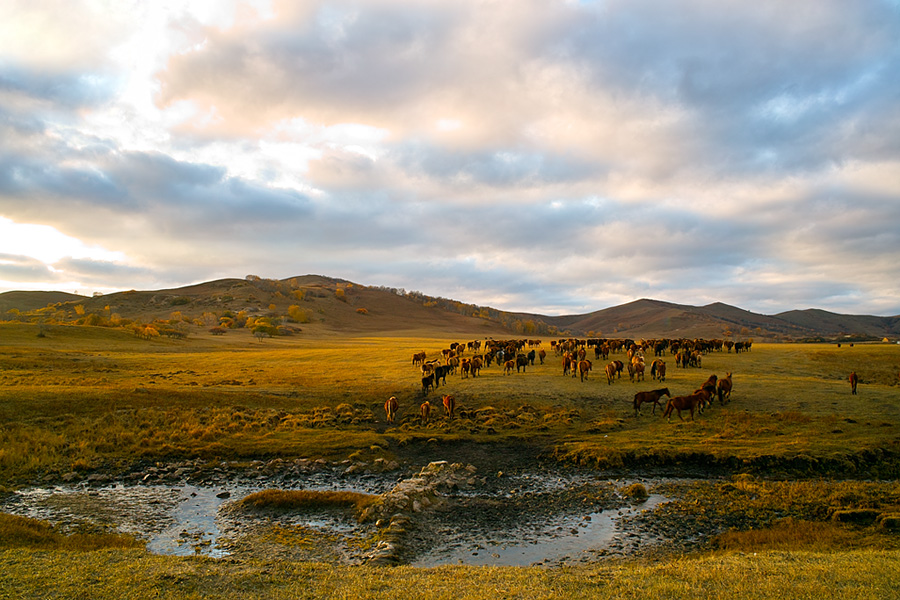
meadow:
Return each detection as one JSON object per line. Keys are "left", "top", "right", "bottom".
{"left": 1, "top": 322, "right": 899, "bottom": 597}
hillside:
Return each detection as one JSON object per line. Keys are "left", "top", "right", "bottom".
{"left": 2, "top": 276, "right": 899, "bottom": 340}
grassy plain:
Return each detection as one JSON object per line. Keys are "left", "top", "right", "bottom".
{"left": 2, "top": 322, "right": 900, "bottom": 597}
{"left": 1, "top": 322, "right": 898, "bottom": 483}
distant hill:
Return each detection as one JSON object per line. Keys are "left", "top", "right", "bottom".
{"left": 0, "top": 290, "right": 85, "bottom": 314}
{"left": 2, "top": 276, "right": 899, "bottom": 340}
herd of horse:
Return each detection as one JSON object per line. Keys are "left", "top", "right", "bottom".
{"left": 383, "top": 336, "right": 758, "bottom": 426}
{"left": 386, "top": 337, "right": 869, "bottom": 426}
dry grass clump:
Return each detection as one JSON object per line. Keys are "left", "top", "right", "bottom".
{"left": 620, "top": 482, "right": 649, "bottom": 500}
{"left": 712, "top": 517, "right": 894, "bottom": 552}
{"left": 0, "top": 512, "right": 143, "bottom": 551}
{"left": 237, "top": 489, "right": 378, "bottom": 513}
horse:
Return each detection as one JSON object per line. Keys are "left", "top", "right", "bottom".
{"left": 605, "top": 361, "right": 618, "bottom": 385}
{"left": 656, "top": 361, "right": 666, "bottom": 382}
{"left": 633, "top": 388, "right": 670, "bottom": 416}
{"left": 421, "top": 373, "right": 435, "bottom": 394}
{"left": 538, "top": 349, "right": 546, "bottom": 364}
{"left": 470, "top": 357, "right": 482, "bottom": 377}
{"left": 664, "top": 390, "right": 711, "bottom": 421}
{"left": 504, "top": 359, "right": 516, "bottom": 375}
{"left": 420, "top": 400, "right": 431, "bottom": 424}
{"left": 442, "top": 394, "right": 455, "bottom": 419}
{"left": 717, "top": 372, "right": 733, "bottom": 404}
{"left": 699, "top": 374, "right": 718, "bottom": 398}
{"left": 849, "top": 371, "right": 859, "bottom": 395}
{"left": 385, "top": 396, "right": 399, "bottom": 423}
{"left": 578, "top": 359, "right": 592, "bottom": 382}
{"left": 633, "top": 360, "right": 645, "bottom": 382}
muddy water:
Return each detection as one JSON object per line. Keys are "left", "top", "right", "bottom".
{"left": 2, "top": 473, "right": 672, "bottom": 566}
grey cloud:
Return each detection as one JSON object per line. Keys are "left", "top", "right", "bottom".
{"left": 0, "top": 63, "right": 116, "bottom": 108}
{"left": 0, "top": 254, "right": 57, "bottom": 282}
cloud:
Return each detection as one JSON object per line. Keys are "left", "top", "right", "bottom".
{"left": 1, "top": 1, "right": 899, "bottom": 316}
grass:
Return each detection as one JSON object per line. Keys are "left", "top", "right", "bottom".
{"left": 0, "top": 513, "right": 143, "bottom": 551}
{"left": 1, "top": 323, "right": 900, "bottom": 596}
{"left": 1, "top": 323, "right": 899, "bottom": 483}
{"left": 1, "top": 548, "right": 899, "bottom": 599}
{"left": 237, "top": 489, "right": 379, "bottom": 514}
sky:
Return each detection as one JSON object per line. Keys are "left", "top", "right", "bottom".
{"left": 2, "top": 0, "right": 899, "bottom": 317}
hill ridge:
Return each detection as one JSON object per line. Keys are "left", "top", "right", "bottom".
{"left": 1, "top": 276, "right": 898, "bottom": 340}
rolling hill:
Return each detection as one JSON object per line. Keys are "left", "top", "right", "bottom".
{"left": 1, "top": 275, "right": 899, "bottom": 340}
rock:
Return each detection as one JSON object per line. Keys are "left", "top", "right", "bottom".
{"left": 216, "top": 491, "right": 231, "bottom": 499}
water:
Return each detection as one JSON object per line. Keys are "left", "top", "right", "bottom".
{"left": 412, "top": 493, "right": 667, "bottom": 567}
{"left": 2, "top": 474, "right": 670, "bottom": 565}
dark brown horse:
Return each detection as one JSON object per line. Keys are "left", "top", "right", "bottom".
{"left": 849, "top": 371, "right": 858, "bottom": 394}
{"left": 634, "top": 388, "right": 670, "bottom": 416}
{"left": 664, "top": 390, "right": 711, "bottom": 421}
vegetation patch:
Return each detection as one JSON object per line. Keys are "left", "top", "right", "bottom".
{"left": 236, "top": 489, "right": 378, "bottom": 514}
{"left": 0, "top": 512, "right": 143, "bottom": 551}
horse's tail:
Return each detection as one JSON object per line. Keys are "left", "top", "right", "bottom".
{"left": 718, "top": 387, "right": 724, "bottom": 404}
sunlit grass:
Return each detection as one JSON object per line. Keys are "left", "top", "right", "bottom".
{"left": 1, "top": 323, "right": 899, "bottom": 484}
{"left": 0, "top": 513, "right": 143, "bottom": 551}
{"left": 1, "top": 548, "right": 898, "bottom": 599}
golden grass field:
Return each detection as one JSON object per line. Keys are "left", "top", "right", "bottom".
{"left": 1, "top": 321, "right": 899, "bottom": 597}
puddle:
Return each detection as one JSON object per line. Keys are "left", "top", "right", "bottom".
{"left": 412, "top": 493, "right": 667, "bottom": 567}
{"left": 1, "top": 473, "right": 673, "bottom": 565}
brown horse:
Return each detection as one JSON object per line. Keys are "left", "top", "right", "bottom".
{"left": 849, "top": 371, "right": 859, "bottom": 395}
{"left": 385, "top": 396, "right": 398, "bottom": 423}
{"left": 420, "top": 400, "right": 431, "bottom": 425}
{"left": 717, "top": 372, "right": 733, "bottom": 404}
{"left": 699, "top": 374, "right": 718, "bottom": 398}
{"left": 664, "top": 390, "right": 711, "bottom": 421}
{"left": 578, "top": 359, "right": 592, "bottom": 382}
{"left": 605, "top": 361, "right": 618, "bottom": 385}
{"left": 442, "top": 394, "right": 455, "bottom": 419}
{"left": 633, "top": 388, "right": 670, "bottom": 416}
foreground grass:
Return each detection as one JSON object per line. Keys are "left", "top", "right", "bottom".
{"left": 1, "top": 548, "right": 898, "bottom": 599}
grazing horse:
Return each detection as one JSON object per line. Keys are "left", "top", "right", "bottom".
{"left": 421, "top": 373, "right": 435, "bottom": 394}
{"left": 384, "top": 396, "right": 399, "bottom": 424}
{"left": 664, "top": 390, "right": 710, "bottom": 422}
{"left": 442, "top": 394, "right": 455, "bottom": 419}
{"left": 717, "top": 372, "right": 733, "bottom": 404}
{"left": 633, "top": 360, "right": 645, "bottom": 382}
{"left": 633, "top": 388, "right": 670, "bottom": 416}
{"left": 538, "top": 349, "right": 546, "bottom": 364}
{"left": 504, "top": 359, "right": 516, "bottom": 375}
{"left": 420, "top": 400, "right": 431, "bottom": 424}
{"left": 849, "top": 371, "right": 859, "bottom": 395}
{"left": 657, "top": 361, "right": 667, "bottom": 382}
{"left": 605, "top": 361, "right": 618, "bottom": 385}
{"left": 578, "top": 359, "right": 592, "bottom": 382}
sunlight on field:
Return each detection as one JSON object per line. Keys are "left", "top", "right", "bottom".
{"left": 1, "top": 324, "right": 899, "bottom": 483}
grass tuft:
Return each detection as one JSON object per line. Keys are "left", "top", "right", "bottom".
{"left": 237, "top": 489, "right": 379, "bottom": 513}
{"left": 0, "top": 512, "right": 144, "bottom": 551}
